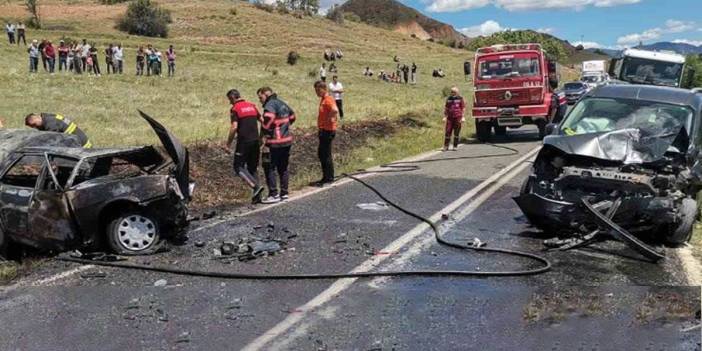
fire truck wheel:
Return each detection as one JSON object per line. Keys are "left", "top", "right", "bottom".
{"left": 475, "top": 121, "right": 492, "bottom": 142}
{"left": 494, "top": 126, "right": 507, "bottom": 136}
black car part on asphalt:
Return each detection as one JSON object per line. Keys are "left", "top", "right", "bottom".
{"left": 59, "top": 143, "right": 555, "bottom": 280}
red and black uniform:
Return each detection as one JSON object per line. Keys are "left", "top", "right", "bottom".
{"left": 261, "top": 94, "right": 296, "bottom": 198}
{"left": 231, "top": 99, "right": 262, "bottom": 190}
{"left": 444, "top": 95, "right": 465, "bottom": 149}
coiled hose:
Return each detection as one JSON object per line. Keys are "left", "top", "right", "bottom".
{"left": 59, "top": 143, "right": 551, "bottom": 279}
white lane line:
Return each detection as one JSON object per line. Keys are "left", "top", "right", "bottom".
{"left": 0, "top": 264, "right": 97, "bottom": 296}
{"left": 676, "top": 246, "right": 702, "bottom": 286}
{"left": 241, "top": 146, "right": 541, "bottom": 351}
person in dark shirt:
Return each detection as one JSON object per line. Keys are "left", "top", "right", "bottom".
{"left": 24, "top": 113, "right": 92, "bottom": 148}
{"left": 224, "top": 89, "right": 264, "bottom": 203}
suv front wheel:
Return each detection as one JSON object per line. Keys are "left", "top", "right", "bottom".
{"left": 107, "top": 212, "right": 162, "bottom": 255}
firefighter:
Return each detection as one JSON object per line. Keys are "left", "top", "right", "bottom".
{"left": 24, "top": 113, "right": 92, "bottom": 148}
{"left": 257, "top": 87, "right": 296, "bottom": 203}
{"left": 224, "top": 89, "right": 265, "bottom": 204}
{"left": 443, "top": 87, "right": 465, "bottom": 151}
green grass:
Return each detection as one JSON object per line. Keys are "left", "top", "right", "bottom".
{"left": 0, "top": 0, "right": 471, "bottom": 148}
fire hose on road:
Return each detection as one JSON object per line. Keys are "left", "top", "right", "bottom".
{"left": 59, "top": 144, "right": 553, "bottom": 279}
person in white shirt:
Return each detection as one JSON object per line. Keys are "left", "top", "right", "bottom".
{"left": 80, "top": 39, "right": 91, "bottom": 72}
{"left": 319, "top": 63, "right": 327, "bottom": 82}
{"left": 5, "top": 23, "right": 15, "bottom": 44}
{"left": 112, "top": 44, "right": 124, "bottom": 74}
{"left": 328, "top": 75, "right": 344, "bottom": 120}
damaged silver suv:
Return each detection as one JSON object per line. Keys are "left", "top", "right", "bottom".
{"left": 0, "top": 112, "right": 191, "bottom": 257}
{"left": 516, "top": 85, "right": 702, "bottom": 260}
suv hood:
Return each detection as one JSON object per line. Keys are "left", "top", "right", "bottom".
{"left": 543, "top": 126, "right": 689, "bottom": 164}
{"left": 139, "top": 110, "right": 190, "bottom": 200}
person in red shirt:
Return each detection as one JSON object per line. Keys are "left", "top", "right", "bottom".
{"left": 43, "top": 40, "right": 56, "bottom": 73}
{"left": 57, "top": 40, "right": 69, "bottom": 72}
{"left": 224, "top": 89, "right": 265, "bottom": 203}
{"left": 314, "top": 80, "right": 339, "bottom": 186}
{"left": 443, "top": 87, "right": 466, "bottom": 151}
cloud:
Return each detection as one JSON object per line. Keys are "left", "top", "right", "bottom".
{"left": 425, "top": 0, "right": 640, "bottom": 13}
{"left": 672, "top": 39, "right": 702, "bottom": 47}
{"left": 536, "top": 27, "right": 555, "bottom": 34}
{"left": 617, "top": 19, "right": 697, "bottom": 45}
{"left": 459, "top": 20, "right": 507, "bottom": 37}
{"left": 571, "top": 41, "right": 604, "bottom": 49}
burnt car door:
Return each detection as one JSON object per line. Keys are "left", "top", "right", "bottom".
{"left": 25, "top": 154, "right": 80, "bottom": 250}
{"left": 0, "top": 154, "right": 46, "bottom": 246}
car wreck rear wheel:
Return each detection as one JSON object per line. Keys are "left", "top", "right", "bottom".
{"left": 107, "top": 212, "right": 161, "bottom": 255}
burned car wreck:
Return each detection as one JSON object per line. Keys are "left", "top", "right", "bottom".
{"left": 516, "top": 85, "right": 702, "bottom": 261}
{"left": 0, "top": 112, "right": 191, "bottom": 257}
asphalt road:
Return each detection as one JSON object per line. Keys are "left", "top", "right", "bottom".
{"left": 0, "top": 127, "right": 699, "bottom": 351}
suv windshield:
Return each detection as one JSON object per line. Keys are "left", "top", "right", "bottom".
{"left": 565, "top": 83, "right": 586, "bottom": 90}
{"left": 478, "top": 56, "right": 540, "bottom": 79}
{"left": 621, "top": 57, "right": 683, "bottom": 87}
{"left": 561, "top": 97, "right": 693, "bottom": 136}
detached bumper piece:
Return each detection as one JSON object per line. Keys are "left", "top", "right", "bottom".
{"left": 581, "top": 198, "right": 665, "bottom": 263}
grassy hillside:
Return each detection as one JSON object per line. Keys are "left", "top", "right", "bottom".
{"left": 0, "top": 0, "right": 471, "bottom": 146}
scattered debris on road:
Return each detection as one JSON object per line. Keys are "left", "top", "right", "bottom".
{"left": 356, "top": 202, "right": 390, "bottom": 211}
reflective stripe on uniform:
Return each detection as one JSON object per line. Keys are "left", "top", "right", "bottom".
{"left": 64, "top": 122, "right": 77, "bottom": 134}
{"left": 55, "top": 114, "right": 65, "bottom": 121}
{"left": 83, "top": 140, "right": 93, "bottom": 148}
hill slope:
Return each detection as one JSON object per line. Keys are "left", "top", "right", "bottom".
{"left": 339, "top": 0, "right": 467, "bottom": 44}
{"left": 637, "top": 42, "right": 702, "bottom": 55}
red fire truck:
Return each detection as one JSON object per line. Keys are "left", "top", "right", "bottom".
{"left": 472, "top": 43, "right": 567, "bottom": 141}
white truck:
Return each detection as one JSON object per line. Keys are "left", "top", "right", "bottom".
{"left": 580, "top": 60, "right": 608, "bottom": 89}
{"left": 608, "top": 48, "right": 693, "bottom": 88}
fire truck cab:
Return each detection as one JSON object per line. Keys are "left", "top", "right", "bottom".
{"left": 472, "top": 43, "right": 566, "bottom": 141}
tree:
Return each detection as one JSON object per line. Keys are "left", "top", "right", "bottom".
{"left": 117, "top": 0, "right": 172, "bottom": 38}
{"left": 685, "top": 55, "right": 702, "bottom": 88}
{"left": 466, "top": 30, "right": 568, "bottom": 63}
{"left": 326, "top": 4, "right": 344, "bottom": 24}
{"left": 25, "top": 0, "right": 41, "bottom": 29}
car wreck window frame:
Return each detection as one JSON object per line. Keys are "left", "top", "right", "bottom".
{"left": 0, "top": 153, "right": 49, "bottom": 190}
{"left": 66, "top": 148, "right": 166, "bottom": 188}
{"left": 560, "top": 97, "right": 695, "bottom": 137}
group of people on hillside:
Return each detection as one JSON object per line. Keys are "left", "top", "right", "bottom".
{"left": 23, "top": 38, "right": 177, "bottom": 76}
{"left": 4, "top": 22, "right": 27, "bottom": 45}
{"left": 323, "top": 48, "right": 344, "bottom": 61}
{"left": 367, "top": 61, "right": 417, "bottom": 84}
{"left": 224, "top": 82, "right": 341, "bottom": 204}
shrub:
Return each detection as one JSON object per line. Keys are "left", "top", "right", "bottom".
{"left": 343, "top": 12, "right": 361, "bottom": 23}
{"left": 308, "top": 68, "right": 317, "bottom": 78}
{"left": 117, "top": 0, "right": 172, "bottom": 38}
{"left": 276, "top": 1, "right": 289, "bottom": 14}
{"left": 25, "top": 0, "right": 41, "bottom": 29}
{"left": 253, "top": 0, "right": 274, "bottom": 13}
{"left": 271, "top": 69, "right": 279, "bottom": 76}
{"left": 575, "top": 44, "right": 585, "bottom": 51}
{"left": 326, "top": 5, "right": 344, "bottom": 25}
{"left": 287, "top": 51, "right": 300, "bottom": 66}
{"left": 229, "top": 8, "right": 237, "bottom": 16}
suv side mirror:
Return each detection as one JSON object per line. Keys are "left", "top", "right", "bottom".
{"left": 545, "top": 123, "right": 557, "bottom": 136}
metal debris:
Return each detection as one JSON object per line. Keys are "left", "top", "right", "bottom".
{"left": 357, "top": 202, "right": 390, "bottom": 211}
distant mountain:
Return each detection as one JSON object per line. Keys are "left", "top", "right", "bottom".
{"left": 585, "top": 48, "right": 621, "bottom": 57}
{"left": 466, "top": 29, "right": 609, "bottom": 64}
{"left": 339, "top": 0, "right": 467, "bottom": 44}
{"left": 587, "top": 42, "right": 702, "bottom": 57}
{"left": 636, "top": 42, "right": 702, "bottom": 55}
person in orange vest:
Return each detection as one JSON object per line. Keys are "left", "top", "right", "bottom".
{"left": 224, "top": 89, "right": 265, "bottom": 204}
{"left": 314, "top": 80, "right": 339, "bottom": 187}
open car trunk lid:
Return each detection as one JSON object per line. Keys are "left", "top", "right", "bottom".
{"left": 138, "top": 110, "right": 191, "bottom": 200}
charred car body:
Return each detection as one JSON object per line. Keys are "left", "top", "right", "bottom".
{"left": 0, "top": 112, "right": 191, "bottom": 257}
{"left": 516, "top": 85, "right": 702, "bottom": 261}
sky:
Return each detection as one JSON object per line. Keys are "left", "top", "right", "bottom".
{"left": 317, "top": 0, "right": 702, "bottom": 49}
